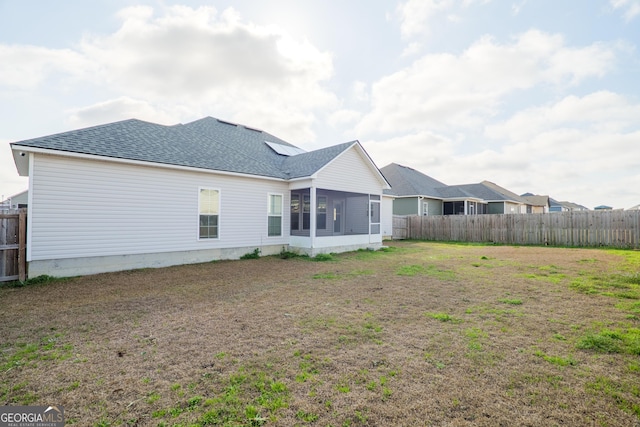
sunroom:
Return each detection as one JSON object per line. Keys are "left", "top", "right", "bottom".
{"left": 288, "top": 187, "right": 382, "bottom": 255}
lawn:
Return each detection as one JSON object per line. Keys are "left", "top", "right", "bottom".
{"left": 1, "top": 241, "right": 639, "bottom": 426}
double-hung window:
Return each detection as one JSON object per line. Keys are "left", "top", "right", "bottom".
{"left": 268, "top": 194, "right": 283, "bottom": 237}
{"left": 199, "top": 188, "right": 219, "bottom": 239}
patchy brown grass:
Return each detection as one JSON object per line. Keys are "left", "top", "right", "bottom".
{"left": 1, "top": 241, "right": 640, "bottom": 426}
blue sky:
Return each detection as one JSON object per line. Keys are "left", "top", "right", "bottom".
{"left": 1, "top": 0, "right": 639, "bottom": 209}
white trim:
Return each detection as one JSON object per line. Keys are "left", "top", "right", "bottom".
{"left": 26, "top": 153, "right": 34, "bottom": 261}
{"left": 311, "top": 142, "right": 390, "bottom": 189}
{"left": 12, "top": 146, "right": 287, "bottom": 182}
{"left": 197, "top": 187, "right": 221, "bottom": 241}
{"left": 267, "top": 192, "right": 283, "bottom": 238}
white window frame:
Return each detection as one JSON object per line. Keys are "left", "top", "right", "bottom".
{"left": 198, "top": 187, "right": 221, "bottom": 240}
{"left": 267, "top": 193, "right": 283, "bottom": 237}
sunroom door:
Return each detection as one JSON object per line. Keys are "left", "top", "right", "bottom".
{"left": 333, "top": 200, "right": 344, "bottom": 235}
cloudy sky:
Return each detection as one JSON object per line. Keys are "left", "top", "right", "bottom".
{"left": 1, "top": 0, "right": 639, "bottom": 209}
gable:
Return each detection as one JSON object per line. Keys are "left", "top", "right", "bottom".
{"left": 314, "top": 144, "right": 387, "bottom": 194}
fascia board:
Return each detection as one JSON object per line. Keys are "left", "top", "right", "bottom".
{"left": 10, "top": 145, "right": 287, "bottom": 182}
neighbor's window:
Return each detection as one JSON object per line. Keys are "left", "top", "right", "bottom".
{"left": 199, "top": 188, "right": 219, "bottom": 239}
{"left": 268, "top": 194, "right": 283, "bottom": 237}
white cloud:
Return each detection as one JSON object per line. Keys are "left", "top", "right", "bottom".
{"left": 66, "top": 97, "right": 179, "bottom": 128}
{"left": 396, "top": 0, "right": 491, "bottom": 39}
{"left": 356, "top": 30, "right": 616, "bottom": 136}
{"left": 400, "top": 42, "right": 422, "bottom": 58}
{"left": 0, "top": 5, "right": 338, "bottom": 144}
{"left": 486, "top": 91, "right": 640, "bottom": 141}
{"left": 0, "top": 45, "right": 90, "bottom": 89}
{"left": 397, "top": 0, "right": 453, "bottom": 39}
{"left": 511, "top": 0, "right": 528, "bottom": 15}
{"left": 364, "top": 130, "right": 458, "bottom": 174}
{"left": 327, "top": 109, "right": 362, "bottom": 128}
{"left": 611, "top": 0, "right": 640, "bottom": 21}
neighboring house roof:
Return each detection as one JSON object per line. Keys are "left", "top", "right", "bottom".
{"left": 381, "top": 163, "right": 528, "bottom": 204}
{"left": 11, "top": 117, "right": 383, "bottom": 184}
{"left": 561, "top": 201, "right": 590, "bottom": 211}
{"left": 594, "top": 205, "right": 613, "bottom": 210}
{"left": 478, "top": 181, "right": 529, "bottom": 203}
{"left": 437, "top": 182, "right": 523, "bottom": 203}
{"left": 628, "top": 204, "right": 640, "bottom": 210}
{"left": 520, "top": 194, "right": 549, "bottom": 207}
{"left": 433, "top": 184, "right": 483, "bottom": 200}
{"left": 380, "top": 163, "right": 446, "bottom": 198}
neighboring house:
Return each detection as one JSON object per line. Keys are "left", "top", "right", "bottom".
{"left": 545, "top": 197, "right": 591, "bottom": 212}
{"left": 520, "top": 193, "right": 550, "bottom": 213}
{"left": 381, "top": 163, "right": 531, "bottom": 215}
{"left": 10, "top": 117, "right": 390, "bottom": 277}
{"left": 0, "top": 190, "right": 28, "bottom": 210}
{"left": 381, "top": 163, "right": 449, "bottom": 216}
{"left": 548, "top": 197, "right": 570, "bottom": 212}
{"left": 628, "top": 204, "right": 640, "bottom": 211}
{"left": 561, "top": 201, "right": 590, "bottom": 211}
{"left": 594, "top": 205, "right": 613, "bottom": 211}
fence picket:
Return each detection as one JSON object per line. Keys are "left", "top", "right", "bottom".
{"left": 394, "top": 211, "right": 640, "bottom": 248}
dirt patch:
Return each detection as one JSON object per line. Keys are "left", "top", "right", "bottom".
{"left": 1, "top": 242, "right": 639, "bottom": 426}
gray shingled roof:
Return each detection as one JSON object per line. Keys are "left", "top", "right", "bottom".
{"left": 382, "top": 163, "right": 530, "bottom": 203}
{"left": 437, "top": 182, "right": 525, "bottom": 202}
{"left": 10, "top": 116, "right": 354, "bottom": 180}
{"left": 381, "top": 163, "right": 447, "bottom": 197}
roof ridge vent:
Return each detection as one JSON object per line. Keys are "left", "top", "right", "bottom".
{"left": 217, "top": 119, "right": 238, "bottom": 127}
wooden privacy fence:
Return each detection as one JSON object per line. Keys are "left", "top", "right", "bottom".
{"left": 0, "top": 209, "right": 27, "bottom": 282}
{"left": 394, "top": 210, "right": 640, "bottom": 248}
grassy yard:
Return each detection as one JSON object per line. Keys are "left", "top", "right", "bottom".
{"left": 1, "top": 241, "right": 639, "bottom": 426}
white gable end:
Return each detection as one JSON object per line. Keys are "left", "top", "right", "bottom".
{"left": 314, "top": 146, "right": 385, "bottom": 194}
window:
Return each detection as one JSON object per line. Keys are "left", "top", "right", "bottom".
{"left": 303, "top": 195, "right": 311, "bottom": 230}
{"left": 268, "top": 194, "right": 283, "bottom": 237}
{"left": 199, "top": 188, "right": 219, "bottom": 239}
{"left": 290, "top": 194, "right": 300, "bottom": 230}
{"left": 316, "top": 196, "right": 327, "bottom": 230}
{"left": 370, "top": 199, "right": 381, "bottom": 234}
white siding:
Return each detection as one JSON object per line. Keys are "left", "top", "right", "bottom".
{"left": 381, "top": 196, "right": 394, "bottom": 239}
{"left": 29, "top": 154, "right": 290, "bottom": 261}
{"left": 314, "top": 146, "right": 384, "bottom": 194}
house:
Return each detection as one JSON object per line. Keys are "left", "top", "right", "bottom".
{"left": 381, "top": 163, "right": 532, "bottom": 215}
{"left": 545, "top": 197, "right": 590, "bottom": 212}
{"left": 381, "top": 163, "right": 450, "bottom": 216}
{"left": 561, "top": 201, "right": 590, "bottom": 211}
{"left": 0, "top": 190, "right": 28, "bottom": 210}
{"left": 520, "top": 194, "right": 550, "bottom": 213}
{"left": 594, "top": 205, "right": 613, "bottom": 211}
{"left": 444, "top": 181, "right": 531, "bottom": 214}
{"left": 10, "top": 117, "right": 390, "bottom": 277}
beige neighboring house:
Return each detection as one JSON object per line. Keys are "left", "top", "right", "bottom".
{"left": 520, "top": 194, "right": 550, "bottom": 214}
